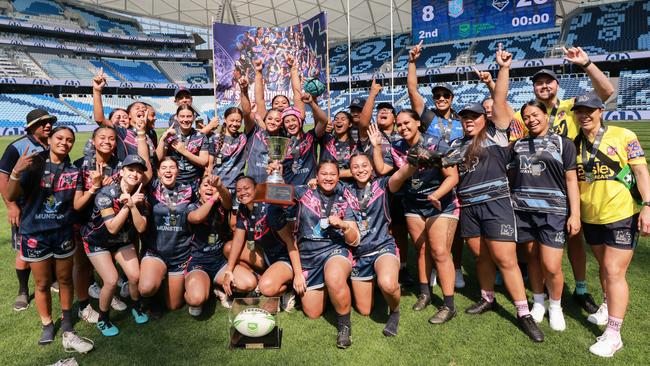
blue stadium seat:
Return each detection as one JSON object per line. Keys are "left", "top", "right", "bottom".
{"left": 0, "top": 94, "right": 88, "bottom": 129}
{"left": 473, "top": 32, "right": 560, "bottom": 64}
{"left": 101, "top": 59, "right": 169, "bottom": 83}
{"left": 11, "top": 0, "right": 63, "bottom": 15}
{"left": 617, "top": 70, "right": 650, "bottom": 110}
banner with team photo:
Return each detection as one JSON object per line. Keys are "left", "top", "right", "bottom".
{"left": 212, "top": 12, "right": 328, "bottom": 102}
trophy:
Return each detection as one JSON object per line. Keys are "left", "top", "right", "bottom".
{"left": 229, "top": 297, "right": 282, "bottom": 349}
{"left": 253, "top": 136, "right": 295, "bottom": 205}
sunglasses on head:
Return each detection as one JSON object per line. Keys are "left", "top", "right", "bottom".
{"left": 434, "top": 92, "right": 452, "bottom": 100}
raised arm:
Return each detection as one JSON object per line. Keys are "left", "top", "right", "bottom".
{"left": 92, "top": 68, "right": 111, "bottom": 126}
{"left": 303, "top": 93, "right": 328, "bottom": 138}
{"left": 388, "top": 162, "right": 418, "bottom": 193}
{"left": 493, "top": 45, "right": 515, "bottom": 130}
{"left": 407, "top": 40, "right": 425, "bottom": 116}
{"left": 287, "top": 54, "right": 306, "bottom": 119}
{"left": 563, "top": 47, "right": 614, "bottom": 102}
{"left": 238, "top": 76, "right": 256, "bottom": 134}
{"left": 474, "top": 67, "right": 496, "bottom": 97}
{"left": 253, "top": 59, "right": 267, "bottom": 118}
{"left": 368, "top": 124, "right": 393, "bottom": 175}
{"left": 359, "top": 79, "right": 381, "bottom": 134}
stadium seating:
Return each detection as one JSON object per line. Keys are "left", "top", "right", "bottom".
{"left": 564, "top": 0, "right": 650, "bottom": 54}
{"left": 30, "top": 52, "right": 116, "bottom": 81}
{"left": 11, "top": 0, "right": 63, "bottom": 16}
{"left": 0, "top": 93, "right": 89, "bottom": 129}
{"left": 100, "top": 58, "right": 168, "bottom": 83}
{"left": 158, "top": 61, "right": 210, "bottom": 84}
{"left": 617, "top": 70, "right": 650, "bottom": 110}
{"left": 473, "top": 32, "right": 560, "bottom": 64}
{"left": 63, "top": 3, "right": 140, "bottom": 35}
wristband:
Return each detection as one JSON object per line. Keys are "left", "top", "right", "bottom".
{"left": 581, "top": 60, "right": 592, "bottom": 68}
{"left": 9, "top": 174, "right": 19, "bottom": 181}
{"left": 642, "top": 201, "right": 650, "bottom": 207}
{"left": 89, "top": 188, "right": 97, "bottom": 194}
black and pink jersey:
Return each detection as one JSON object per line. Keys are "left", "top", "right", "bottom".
{"left": 348, "top": 177, "right": 395, "bottom": 256}
{"left": 187, "top": 202, "right": 230, "bottom": 260}
{"left": 450, "top": 122, "right": 511, "bottom": 207}
{"left": 282, "top": 129, "right": 318, "bottom": 186}
{"left": 143, "top": 179, "right": 194, "bottom": 264}
{"left": 18, "top": 151, "right": 79, "bottom": 237}
{"left": 364, "top": 130, "right": 400, "bottom": 174}
{"left": 319, "top": 133, "right": 354, "bottom": 170}
{"left": 167, "top": 129, "right": 209, "bottom": 184}
{"left": 73, "top": 154, "right": 122, "bottom": 223}
{"left": 211, "top": 132, "right": 248, "bottom": 189}
{"left": 244, "top": 125, "right": 271, "bottom": 184}
{"left": 236, "top": 202, "right": 288, "bottom": 259}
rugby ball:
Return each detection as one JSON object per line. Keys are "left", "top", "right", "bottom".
{"left": 303, "top": 78, "right": 326, "bottom": 97}
{"left": 232, "top": 308, "right": 276, "bottom": 337}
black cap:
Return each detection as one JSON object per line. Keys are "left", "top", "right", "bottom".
{"left": 122, "top": 155, "right": 147, "bottom": 170}
{"left": 26, "top": 109, "right": 57, "bottom": 129}
{"left": 174, "top": 87, "right": 192, "bottom": 99}
{"left": 376, "top": 102, "right": 395, "bottom": 111}
{"left": 431, "top": 83, "right": 454, "bottom": 96}
{"left": 458, "top": 103, "right": 486, "bottom": 116}
{"left": 349, "top": 97, "right": 366, "bottom": 110}
{"left": 571, "top": 91, "right": 605, "bottom": 110}
{"left": 531, "top": 69, "right": 559, "bottom": 83}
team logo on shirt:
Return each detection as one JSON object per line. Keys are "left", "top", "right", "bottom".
{"left": 500, "top": 224, "right": 515, "bottom": 237}
{"left": 519, "top": 156, "right": 547, "bottom": 175}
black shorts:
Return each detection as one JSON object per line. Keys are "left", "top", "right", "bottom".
{"left": 301, "top": 247, "right": 352, "bottom": 291}
{"left": 19, "top": 230, "right": 75, "bottom": 262}
{"left": 185, "top": 255, "right": 228, "bottom": 282}
{"left": 515, "top": 211, "right": 567, "bottom": 248}
{"left": 83, "top": 239, "right": 133, "bottom": 257}
{"left": 460, "top": 198, "right": 517, "bottom": 242}
{"left": 143, "top": 250, "right": 189, "bottom": 276}
{"left": 583, "top": 215, "right": 639, "bottom": 250}
{"left": 351, "top": 245, "right": 399, "bottom": 281}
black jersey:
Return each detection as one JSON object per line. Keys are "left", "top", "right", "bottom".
{"left": 320, "top": 133, "right": 354, "bottom": 170}
{"left": 282, "top": 129, "right": 318, "bottom": 186}
{"left": 211, "top": 132, "right": 248, "bottom": 189}
{"left": 187, "top": 202, "right": 230, "bottom": 260}
{"left": 168, "top": 128, "right": 209, "bottom": 184}
{"left": 236, "top": 202, "right": 288, "bottom": 259}
{"left": 348, "top": 177, "right": 395, "bottom": 256}
{"left": 74, "top": 154, "right": 122, "bottom": 223}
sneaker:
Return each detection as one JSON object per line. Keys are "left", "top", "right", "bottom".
{"left": 428, "top": 305, "right": 457, "bottom": 324}
{"left": 77, "top": 304, "right": 99, "bottom": 324}
{"left": 88, "top": 283, "right": 100, "bottom": 300}
{"left": 13, "top": 293, "right": 29, "bottom": 311}
{"left": 336, "top": 325, "right": 352, "bottom": 349}
{"left": 214, "top": 288, "right": 232, "bottom": 309}
{"left": 454, "top": 268, "right": 465, "bottom": 289}
{"left": 573, "top": 291, "right": 599, "bottom": 314}
{"left": 111, "top": 296, "right": 127, "bottom": 311}
{"left": 50, "top": 281, "right": 60, "bottom": 293}
{"left": 119, "top": 282, "right": 130, "bottom": 299}
{"left": 548, "top": 305, "right": 566, "bottom": 331}
{"left": 188, "top": 306, "right": 202, "bottom": 317}
{"left": 412, "top": 293, "right": 431, "bottom": 311}
{"left": 429, "top": 269, "right": 437, "bottom": 287}
{"left": 281, "top": 290, "right": 296, "bottom": 312}
{"left": 398, "top": 267, "right": 415, "bottom": 286}
{"left": 131, "top": 307, "right": 149, "bottom": 324}
{"left": 587, "top": 303, "right": 609, "bottom": 326}
{"left": 48, "top": 358, "right": 79, "bottom": 366}
{"left": 96, "top": 320, "right": 119, "bottom": 337}
{"left": 589, "top": 332, "right": 623, "bottom": 358}
{"left": 530, "top": 302, "right": 546, "bottom": 323}
{"left": 62, "top": 332, "right": 94, "bottom": 353}
{"left": 465, "top": 298, "right": 496, "bottom": 315}
{"left": 518, "top": 314, "right": 544, "bottom": 342}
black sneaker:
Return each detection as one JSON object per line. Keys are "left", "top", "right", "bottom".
{"left": 399, "top": 267, "right": 415, "bottom": 286}
{"left": 573, "top": 292, "right": 599, "bottom": 314}
{"left": 428, "top": 305, "right": 457, "bottom": 324}
{"left": 412, "top": 293, "right": 431, "bottom": 311}
{"left": 518, "top": 314, "right": 544, "bottom": 342}
{"left": 465, "top": 298, "right": 496, "bottom": 315}
{"left": 336, "top": 325, "right": 352, "bottom": 349}
{"left": 13, "top": 293, "right": 29, "bottom": 311}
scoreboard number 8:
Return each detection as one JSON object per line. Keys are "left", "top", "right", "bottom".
{"left": 422, "top": 5, "right": 434, "bottom": 21}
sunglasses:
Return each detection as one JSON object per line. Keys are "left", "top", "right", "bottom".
{"left": 434, "top": 93, "right": 452, "bottom": 100}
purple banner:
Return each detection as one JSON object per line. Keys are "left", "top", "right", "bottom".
{"left": 212, "top": 12, "right": 328, "bottom": 102}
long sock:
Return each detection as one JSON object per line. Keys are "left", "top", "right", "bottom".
{"left": 443, "top": 295, "right": 455, "bottom": 310}
{"left": 99, "top": 310, "right": 110, "bottom": 323}
{"left": 532, "top": 293, "right": 545, "bottom": 305}
{"left": 16, "top": 268, "right": 30, "bottom": 294}
{"left": 575, "top": 281, "right": 587, "bottom": 295}
{"left": 132, "top": 298, "right": 142, "bottom": 311}
{"left": 61, "top": 310, "right": 73, "bottom": 333}
{"left": 481, "top": 290, "right": 494, "bottom": 303}
{"left": 419, "top": 283, "right": 431, "bottom": 297}
{"left": 78, "top": 299, "right": 90, "bottom": 310}
{"left": 384, "top": 310, "right": 400, "bottom": 336}
{"left": 400, "top": 262, "right": 407, "bottom": 269}
{"left": 337, "top": 312, "right": 351, "bottom": 330}
{"left": 605, "top": 316, "right": 623, "bottom": 338}
{"left": 515, "top": 300, "right": 530, "bottom": 317}
{"left": 603, "top": 293, "right": 607, "bottom": 304}
{"left": 549, "top": 298, "right": 561, "bottom": 308}
{"left": 39, "top": 322, "right": 55, "bottom": 345}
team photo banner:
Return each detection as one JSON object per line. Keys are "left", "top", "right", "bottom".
{"left": 212, "top": 12, "right": 328, "bottom": 102}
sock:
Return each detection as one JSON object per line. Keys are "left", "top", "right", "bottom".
{"left": 39, "top": 322, "right": 55, "bottom": 345}
{"left": 16, "top": 268, "right": 30, "bottom": 294}
{"left": 400, "top": 262, "right": 407, "bottom": 269}
{"left": 549, "top": 298, "right": 561, "bottom": 309}
{"left": 603, "top": 293, "right": 607, "bottom": 304}
{"left": 132, "top": 298, "right": 142, "bottom": 311}
{"left": 514, "top": 300, "right": 530, "bottom": 317}
{"left": 481, "top": 290, "right": 495, "bottom": 303}
{"left": 605, "top": 316, "right": 623, "bottom": 338}
{"left": 518, "top": 262, "right": 528, "bottom": 278}
{"left": 443, "top": 295, "right": 455, "bottom": 310}
{"left": 337, "top": 312, "right": 351, "bottom": 330}
{"left": 99, "top": 310, "right": 110, "bottom": 323}
{"left": 61, "top": 310, "right": 73, "bottom": 333}
{"left": 78, "top": 299, "right": 90, "bottom": 310}
{"left": 575, "top": 281, "right": 587, "bottom": 295}
{"left": 419, "top": 283, "right": 431, "bottom": 297}
{"left": 384, "top": 310, "right": 400, "bottom": 336}
{"left": 533, "top": 293, "right": 545, "bottom": 305}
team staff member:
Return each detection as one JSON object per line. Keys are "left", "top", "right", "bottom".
{"left": 508, "top": 47, "right": 615, "bottom": 313}
{"left": 7, "top": 126, "right": 94, "bottom": 352}
{"left": 139, "top": 157, "right": 194, "bottom": 314}
{"left": 81, "top": 155, "right": 151, "bottom": 336}
{"left": 0, "top": 108, "right": 52, "bottom": 312}
{"left": 291, "top": 161, "right": 360, "bottom": 349}
{"left": 569, "top": 92, "right": 650, "bottom": 357}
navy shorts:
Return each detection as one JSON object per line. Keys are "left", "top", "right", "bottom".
{"left": 185, "top": 255, "right": 228, "bottom": 282}
{"left": 516, "top": 211, "right": 567, "bottom": 248}
{"left": 460, "top": 198, "right": 517, "bottom": 242}
{"left": 301, "top": 247, "right": 352, "bottom": 291}
{"left": 583, "top": 215, "right": 639, "bottom": 250}
{"left": 143, "top": 250, "right": 189, "bottom": 276}
{"left": 19, "top": 230, "right": 75, "bottom": 262}
{"left": 404, "top": 196, "right": 459, "bottom": 220}
{"left": 83, "top": 239, "right": 133, "bottom": 257}
{"left": 351, "top": 245, "right": 399, "bottom": 281}
{"left": 262, "top": 249, "right": 292, "bottom": 271}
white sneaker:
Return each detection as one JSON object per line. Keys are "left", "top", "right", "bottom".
{"left": 110, "top": 296, "right": 127, "bottom": 311}
{"left": 454, "top": 268, "right": 465, "bottom": 289}
{"left": 429, "top": 268, "right": 437, "bottom": 288}
{"left": 587, "top": 303, "right": 609, "bottom": 326}
{"left": 88, "top": 283, "right": 100, "bottom": 299}
{"left": 214, "top": 288, "right": 232, "bottom": 309}
{"left": 119, "top": 282, "right": 130, "bottom": 299}
{"left": 589, "top": 332, "right": 623, "bottom": 357}
{"left": 77, "top": 304, "right": 99, "bottom": 324}
{"left": 530, "top": 302, "right": 546, "bottom": 323}
{"left": 281, "top": 289, "right": 296, "bottom": 312}
{"left": 62, "top": 331, "right": 94, "bottom": 354}
{"left": 548, "top": 305, "right": 566, "bottom": 331}
{"left": 188, "top": 306, "right": 202, "bottom": 317}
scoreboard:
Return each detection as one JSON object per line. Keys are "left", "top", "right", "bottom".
{"left": 412, "top": 0, "right": 556, "bottom": 44}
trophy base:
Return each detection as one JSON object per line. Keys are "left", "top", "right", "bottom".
{"left": 253, "top": 183, "right": 295, "bottom": 205}
{"left": 230, "top": 326, "right": 282, "bottom": 349}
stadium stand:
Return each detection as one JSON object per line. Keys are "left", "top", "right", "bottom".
{"left": 472, "top": 32, "right": 560, "bottom": 64}
{"left": 157, "top": 61, "right": 210, "bottom": 84}
{"left": 61, "top": 2, "right": 140, "bottom": 35}
{"left": 29, "top": 52, "right": 118, "bottom": 81}
{"left": 617, "top": 70, "right": 650, "bottom": 111}
{"left": 0, "top": 93, "right": 89, "bottom": 129}
{"left": 100, "top": 58, "right": 169, "bottom": 83}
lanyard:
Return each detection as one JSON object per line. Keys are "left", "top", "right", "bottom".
{"left": 581, "top": 126, "right": 607, "bottom": 175}
{"left": 162, "top": 186, "right": 179, "bottom": 212}
{"left": 434, "top": 115, "right": 453, "bottom": 143}
{"left": 43, "top": 158, "right": 65, "bottom": 192}
{"left": 334, "top": 137, "right": 351, "bottom": 166}
{"left": 246, "top": 203, "right": 259, "bottom": 241}
{"left": 318, "top": 189, "right": 336, "bottom": 219}
{"left": 356, "top": 183, "right": 372, "bottom": 220}
{"left": 528, "top": 133, "right": 553, "bottom": 164}
{"left": 547, "top": 105, "right": 560, "bottom": 133}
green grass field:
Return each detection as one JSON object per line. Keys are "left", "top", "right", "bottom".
{"left": 1, "top": 123, "right": 649, "bottom": 365}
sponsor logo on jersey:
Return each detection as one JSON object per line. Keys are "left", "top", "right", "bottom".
{"left": 554, "top": 231, "right": 565, "bottom": 243}
{"left": 27, "top": 238, "right": 38, "bottom": 249}
{"left": 614, "top": 230, "right": 632, "bottom": 245}
{"left": 519, "top": 156, "right": 547, "bottom": 174}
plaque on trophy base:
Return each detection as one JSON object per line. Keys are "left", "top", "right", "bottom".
{"left": 229, "top": 297, "right": 282, "bottom": 349}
